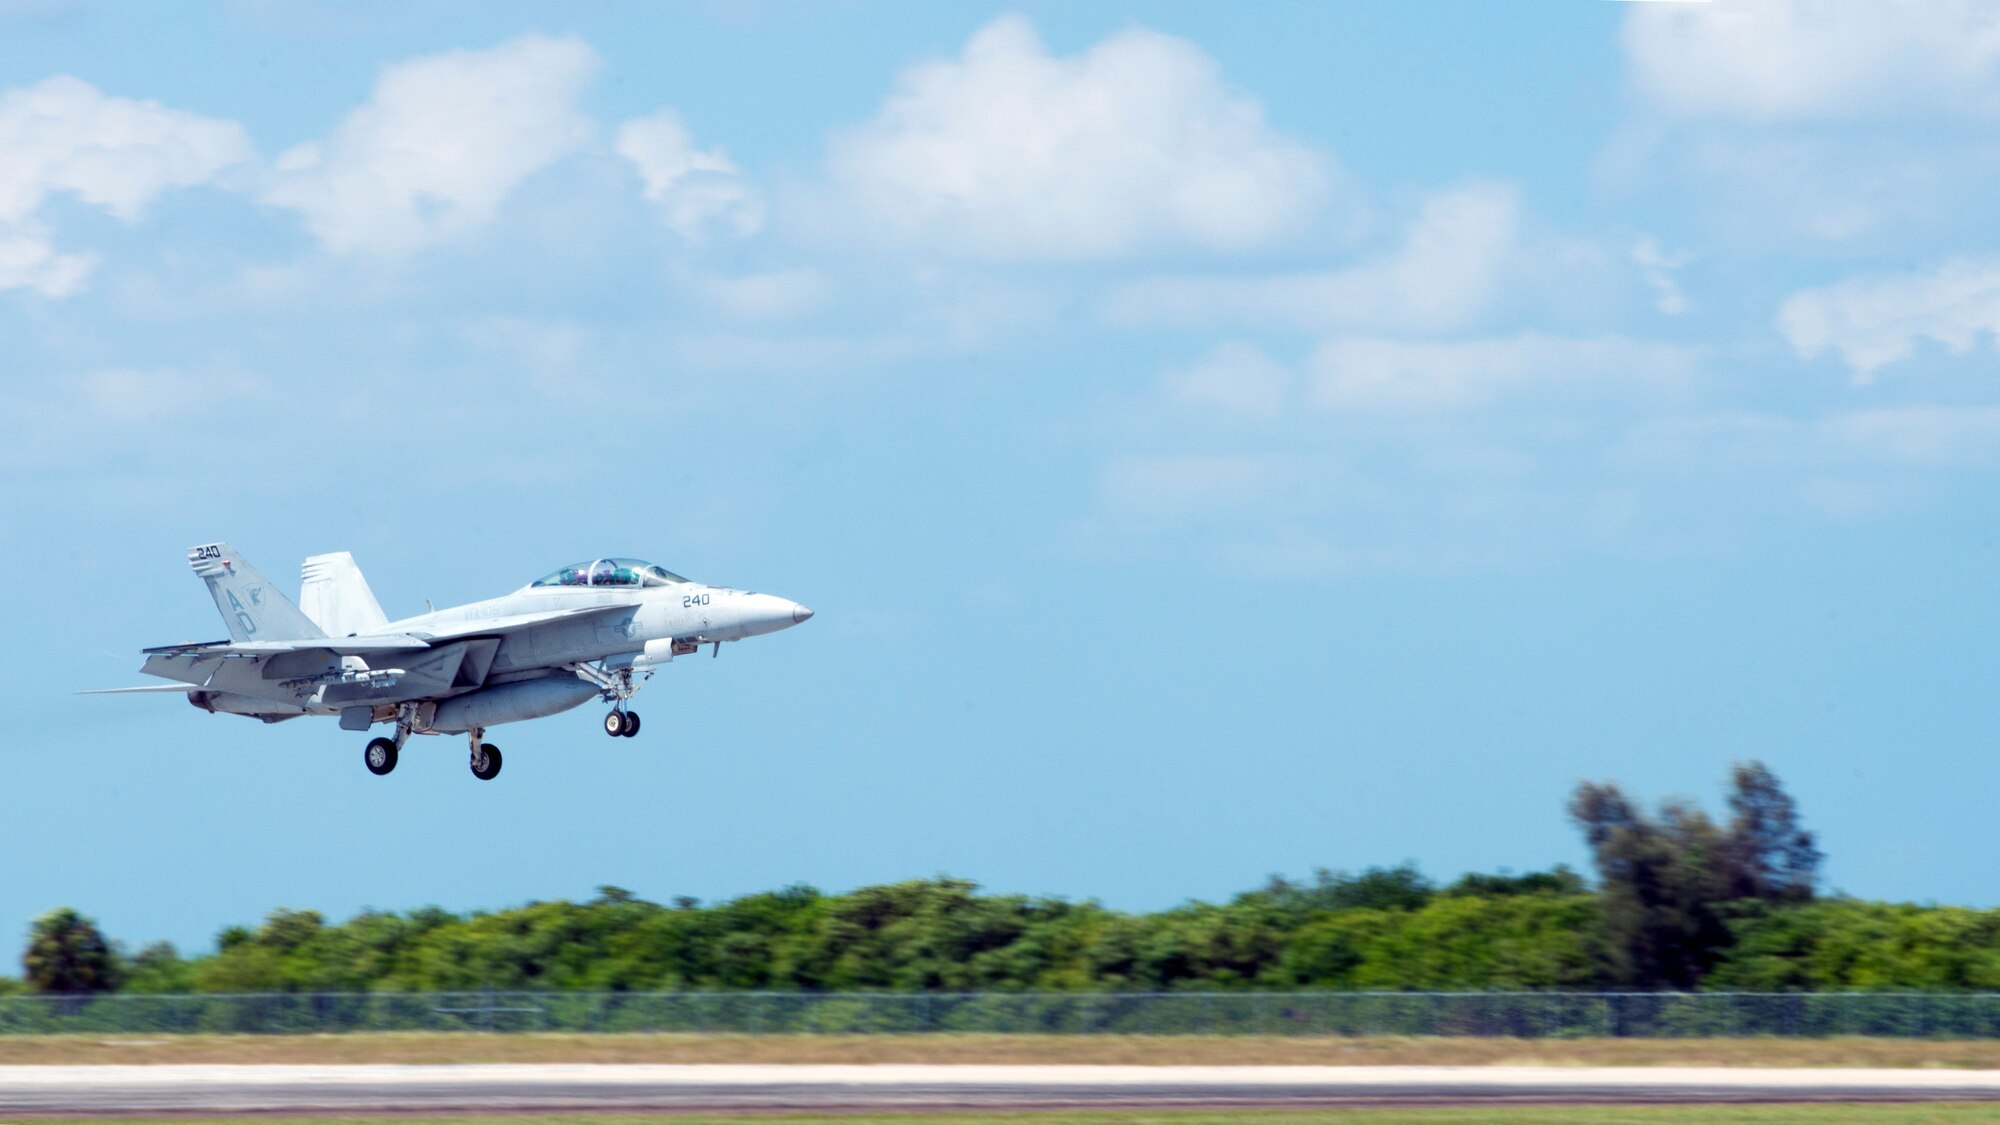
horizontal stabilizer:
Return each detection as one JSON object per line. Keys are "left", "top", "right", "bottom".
{"left": 80, "top": 684, "right": 209, "bottom": 695}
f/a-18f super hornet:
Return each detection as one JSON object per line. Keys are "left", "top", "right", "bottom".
{"left": 95, "top": 544, "right": 813, "bottom": 780}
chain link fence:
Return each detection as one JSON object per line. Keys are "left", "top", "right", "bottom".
{"left": 4, "top": 991, "right": 2000, "bottom": 1037}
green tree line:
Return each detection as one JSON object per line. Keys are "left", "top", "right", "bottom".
{"left": 10, "top": 762, "right": 1985, "bottom": 995}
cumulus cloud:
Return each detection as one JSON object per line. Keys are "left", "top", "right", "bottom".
{"left": 1105, "top": 183, "right": 1522, "bottom": 334}
{"left": 0, "top": 75, "right": 251, "bottom": 294}
{"left": 1625, "top": 0, "right": 2000, "bottom": 121}
{"left": 616, "top": 109, "right": 762, "bottom": 240}
{"left": 823, "top": 15, "right": 1333, "bottom": 260}
{"left": 1309, "top": 334, "right": 1693, "bottom": 412}
{"left": 1613, "top": 3, "right": 2000, "bottom": 250}
{"left": 264, "top": 35, "right": 599, "bottom": 255}
{"left": 1778, "top": 258, "right": 2000, "bottom": 380}
{"left": 0, "top": 226, "right": 93, "bottom": 296}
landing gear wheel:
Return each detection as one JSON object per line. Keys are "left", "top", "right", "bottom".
{"left": 470, "top": 743, "right": 502, "bottom": 781}
{"left": 604, "top": 711, "right": 625, "bottom": 737}
{"left": 364, "top": 737, "right": 398, "bottom": 776}
{"left": 620, "top": 711, "right": 641, "bottom": 738}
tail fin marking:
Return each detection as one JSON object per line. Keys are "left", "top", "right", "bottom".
{"left": 188, "top": 543, "right": 327, "bottom": 643}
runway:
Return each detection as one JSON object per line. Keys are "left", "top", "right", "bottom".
{"left": 8, "top": 1064, "right": 2000, "bottom": 1114}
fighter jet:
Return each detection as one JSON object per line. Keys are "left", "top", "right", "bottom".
{"left": 94, "top": 544, "right": 813, "bottom": 780}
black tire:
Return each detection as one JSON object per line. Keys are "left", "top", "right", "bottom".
{"left": 621, "top": 711, "right": 641, "bottom": 738}
{"left": 364, "top": 737, "right": 398, "bottom": 776}
{"left": 471, "top": 744, "right": 502, "bottom": 781}
{"left": 604, "top": 711, "right": 624, "bottom": 737}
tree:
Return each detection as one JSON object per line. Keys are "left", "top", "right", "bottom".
{"left": 1250, "top": 865, "right": 1435, "bottom": 916}
{"left": 1569, "top": 761, "right": 1823, "bottom": 990}
{"left": 1569, "top": 784, "right": 1732, "bottom": 989}
{"left": 1444, "top": 866, "right": 1588, "bottom": 898}
{"left": 23, "top": 908, "right": 117, "bottom": 994}
{"left": 122, "top": 942, "right": 196, "bottom": 993}
{"left": 1723, "top": 761, "right": 1821, "bottom": 904}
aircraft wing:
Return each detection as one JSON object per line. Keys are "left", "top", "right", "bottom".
{"left": 143, "top": 637, "right": 432, "bottom": 656}
{"left": 79, "top": 683, "right": 210, "bottom": 694}
{"left": 402, "top": 605, "right": 633, "bottom": 643}
{"left": 129, "top": 605, "right": 635, "bottom": 700}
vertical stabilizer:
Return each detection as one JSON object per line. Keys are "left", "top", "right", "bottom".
{"left": 187, "top": 543, "right": 327, "bottom": 642}
{"left": 300, "top": 551, "right": 390, "bottom": 637}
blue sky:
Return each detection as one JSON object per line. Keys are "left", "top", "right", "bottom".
{"left": 4, "top": 0, "right": 2000, "bottom": 955}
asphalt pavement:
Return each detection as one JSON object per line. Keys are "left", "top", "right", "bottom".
{"left": 8, "top": 1064, "right": 2000, "bottom": 1114}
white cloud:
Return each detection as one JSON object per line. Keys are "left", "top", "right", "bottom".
{"left": 264, "top": 35, "right": 599, "bottom": 255}
{"left": 1625, "top": 0, "right": 2000, "bottom": 122}
{"left": 1823, "top": 406, "right": 2000, "bottom": 467}
{"left": 615, "top": 109, "right": 762, "bottom": 240}
{"left": 1309, "top": 334, "right": 1694, "bottom": 412}
{"left": 1631, "top": 235, "right": 1688, "bottom": 315}
{"left": 1612, "top": 4, "right": 2000, "bottom": 250}
{"left": 1104, "top": 183, "right": 1522, "bottom": 334}
{"left": 1098, "top": 453, "right": 1299, "bottom": 521}
{"left": 1626, "top": 406, "right": 2000, "bottom": 471}
{"left": 697, "top": 269, "right": 828, "bottom": 321}
{"left": 77, "top": 367, "right": 268, "bottom": 423}
{"left": 0, "top": 76, "right": 252, "bottom": 225}
{"left": 1160, "top": 341, "right": 1292, "bottom": 418}
{"left": 0, "top": 75, "right": 251, "bottom": 295}
{"left": 823, "top": 15, "right": 1332, "bottom": 260}
{"left": 1778, "top": 258, "right": 2000, "bottom": 380}
{"left": 0, "top": 225, "right": 94, "bottom": 296}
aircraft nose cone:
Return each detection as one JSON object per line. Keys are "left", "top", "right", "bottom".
{"left": 792, "top": 604, "right": 815, "bottom": 624}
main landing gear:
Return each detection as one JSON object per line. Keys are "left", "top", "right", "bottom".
{"left": 364, "top": 719, "right": 412, "bottom": 776}
{"left": 604, "top": 709, "right": 640, "bottom": 738}
{"left": 361, "top": 719, "right": 500, "bottom": 781}
{"left": 470, "top": 736, "right": 502, "bottom": 781}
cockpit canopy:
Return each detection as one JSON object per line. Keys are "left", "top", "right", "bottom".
{"left": 531, "top": 558, "right": 689, "bottom": 589}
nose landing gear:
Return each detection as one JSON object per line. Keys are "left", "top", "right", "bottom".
{"left": 573, "top": 661, "right": 648, "bottom": 739}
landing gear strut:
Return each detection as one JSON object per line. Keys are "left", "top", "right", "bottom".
{"left": 604, "top": 710, "right": 640, "bottom": 738}
{"left": 469, "top": 729, "right": 502, "bottom": 781}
